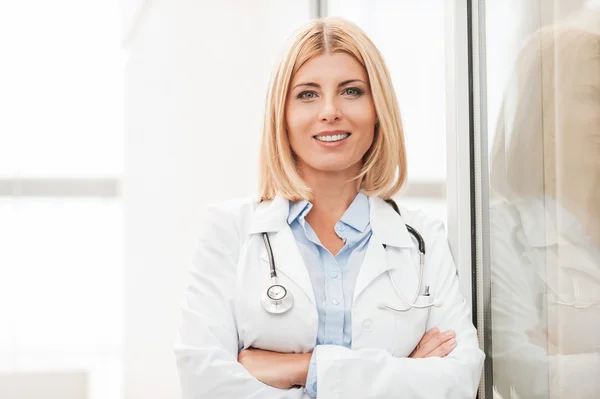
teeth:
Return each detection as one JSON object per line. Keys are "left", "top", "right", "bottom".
{"left": 315, "top": 133, "right": 350, "bottom": 142}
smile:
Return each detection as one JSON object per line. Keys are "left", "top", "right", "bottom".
{"left": 313, "top": 133, "right": 351, "bottom": 142}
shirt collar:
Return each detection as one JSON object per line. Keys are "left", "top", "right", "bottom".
{"left": 339, "top": 192, "right": 370, "bottom": 232}
{"left": 286, "top": 192, "right": 370, "bottom": 232}
{"left": 248, "top": 193, "right": 414, "bottom": 248}
{"left": 287, "top": 199, "right": 312, "bottom": 225}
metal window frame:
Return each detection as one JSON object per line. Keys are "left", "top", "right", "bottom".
{"left": 446, "top": 0, "right": 491, "bottom": 397}
{"left": 310, "top": 0, "right": 328, "bottom": 19}
{"left": 469, "top": 1, "right": 493, "bottom": 398}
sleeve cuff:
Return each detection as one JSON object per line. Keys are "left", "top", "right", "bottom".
{"left": 304, "top": 349, "right": 318, "bottom": 397}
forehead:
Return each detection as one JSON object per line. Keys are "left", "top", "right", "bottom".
{"left": 291, "top": 52, "right": 368, "bottom": 84}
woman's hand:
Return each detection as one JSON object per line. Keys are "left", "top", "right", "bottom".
{"left": 409, "top": 328, "right": 457, "bottom": 358}
{"left": 238, "top": 348, "right": 312, "bottom": 389}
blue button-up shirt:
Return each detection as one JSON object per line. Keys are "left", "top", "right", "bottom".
{"left": 287, "top": 192, "right": 372, "bottom": 397}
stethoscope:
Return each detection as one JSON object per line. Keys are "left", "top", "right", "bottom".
{"left": 261, "top": 199, "right": 443, "bottom": 314}
{"left": 521, "top": 233, "right": 600, "bottom": 309}
{"left": 534, "top": 262, "right": 600, "bottom": 309}
{"left": 547, "top": 279, "right": 600, "bottom": 308}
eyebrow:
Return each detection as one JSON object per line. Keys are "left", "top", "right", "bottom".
{"left": 292, "top": 79, "right": 366, "bottom": 91}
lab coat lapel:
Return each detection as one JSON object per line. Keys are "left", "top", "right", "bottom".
{"left": 354, "top": 196, "right": 417, "bottom": 302}
{"left": 247, "top": 194, "right": 316, "bottom": 305}
{"left": 353, "top": 232, "right": 391, "bottom": 302}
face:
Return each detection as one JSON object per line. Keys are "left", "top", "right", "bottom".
{"left": 555, "top": 56, "right": 600, "bottom": 241}
{"left": 285, "top": 52, "right": 377, "bottom": 178}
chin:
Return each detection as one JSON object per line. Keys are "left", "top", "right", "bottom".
{"left": 309, "top": 161, "right": 358, "bottom": 174}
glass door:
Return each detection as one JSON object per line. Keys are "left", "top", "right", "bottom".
{"left": 472, "top": 1, "right": 600, "bottom": 397}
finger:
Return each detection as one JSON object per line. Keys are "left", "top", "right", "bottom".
{"left": 427, "top": 338, "right": 457, "bottom": 358}
{"left": 419, "top": 328, "right": 440, "bottom": 346}
{"left": 410, "top": 329, "right": 440, "bottom": 357}
{"left": 419, "top": 330, "right": 455, "bottom": 357}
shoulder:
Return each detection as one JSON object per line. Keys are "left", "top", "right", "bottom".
{"left": 197, "top": 194, "right": 260, "bottom": 245}
{"left": 390, "top": 204, "right": 457, "bottom": 281}
{"left": 201, "top": 194, "right": 259, "bottom": 222}
{"left": 395, "top": 204, "right": 447, "bottom": 239}
{"left": 489, "top": 198, "right": 521, "bottom": 230}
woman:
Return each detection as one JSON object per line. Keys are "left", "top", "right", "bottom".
{"left": 175, "top": 17, "right": 484, "bottom": 398}
{"left": 489, "top": 16, "right": 600, "bottom": 399}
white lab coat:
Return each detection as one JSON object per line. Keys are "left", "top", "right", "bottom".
{"left": 490, "top": 198, "right": 600, "bottom": 398}
{"left": 174, "top": 194, "right": 485, "bottom": 399}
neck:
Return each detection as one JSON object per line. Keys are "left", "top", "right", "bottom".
{"left": 300, "top": 163, "right": 361, "bottom": 225}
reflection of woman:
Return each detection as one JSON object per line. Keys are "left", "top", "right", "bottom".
{"left": 174, "top": 18, "right": 484, "bottom": 398}
{"left": 489, "top": 18, "right": 600, "bottom": 398}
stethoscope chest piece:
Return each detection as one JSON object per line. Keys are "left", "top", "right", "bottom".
{"left": 261, "top": 284, "right": 294, "bottom": 314}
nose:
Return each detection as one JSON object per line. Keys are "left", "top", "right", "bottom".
{"left": 319, "top": 97, "right": 342, "bottom": 122}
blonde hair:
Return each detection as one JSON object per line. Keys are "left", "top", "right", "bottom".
{"left": 490, "top": 25, "right": 600, "bottom": 203}
{"left": 489, "top": 20, "right": 600, "bottom": 244}
{"left": 258, "top": 17, "right": 407, "bottom": 202}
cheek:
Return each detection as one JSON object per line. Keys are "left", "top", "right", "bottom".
{"left": 346, "top": 100, "right": 376, "bottom": 127}
{"left": 353, "top": 109, "right": 377, "bottom": 142}
{"left": 286, "top": 104, "right": 313, "bottom": 138}
{"left": 287, "top": 114, "right": 319, "bottom": 159}
{"left": 360, "top": 129, "right": 376, "bottom": 156}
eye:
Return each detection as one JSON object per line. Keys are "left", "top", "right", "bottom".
{"left": 298, "top": 91, "right": 318, "bottom": 100}
{"left": 343, "top": 87, "right": 364, "bottom": 97}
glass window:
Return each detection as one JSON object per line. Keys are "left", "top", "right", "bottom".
{"left": 483, "top": 2, "right": 600, "bottom": 397}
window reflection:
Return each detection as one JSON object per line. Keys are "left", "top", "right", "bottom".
{"left": 488, "top": 7, "right": 600, "bottom": 398}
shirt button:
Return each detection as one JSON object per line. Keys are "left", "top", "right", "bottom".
{"left": 361, "top": 319, "right": 374, "bottom": 332}
{"left": 330, "top": 271, "right": 338, "bottom": 278}
{"left": 313, "top": 382, "right": 318, "bottom": 392}
{"left": 336, "top": 223, "right": 346, "bottom": 232}
{"left": 332, "top": 299, "right": 340, "bottom": 306}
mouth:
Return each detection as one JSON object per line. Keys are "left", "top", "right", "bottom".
{"left": 313, "top": 132, "right": 351, "bottom": 143}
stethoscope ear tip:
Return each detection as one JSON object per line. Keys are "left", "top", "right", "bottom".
{"left": 377, "top": 303, "right": 388, "bottom": 310}
{"left": 433, "top": 299, "right": 443, "bottom": 307}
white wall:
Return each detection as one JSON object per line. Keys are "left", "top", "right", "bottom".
{"left": 123, "top": 1, "right": 311, "bottom": 398}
